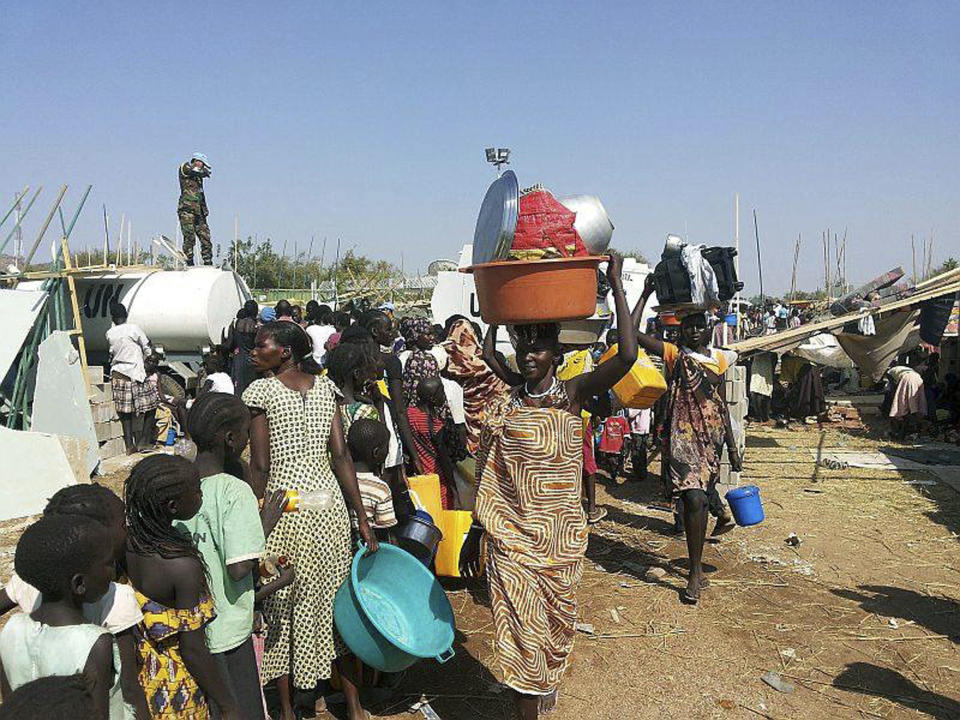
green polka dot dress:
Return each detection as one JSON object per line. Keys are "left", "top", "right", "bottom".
{"left": 243, "top": 374, "right": 352, "bottom": 687}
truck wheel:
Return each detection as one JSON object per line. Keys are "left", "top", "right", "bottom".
{"left": 159, "top": 373, "right": 186, "bottom": 403}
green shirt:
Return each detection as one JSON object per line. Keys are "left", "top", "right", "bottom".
{"left": 175, "top": 473, "right": 265, "bottom": 653}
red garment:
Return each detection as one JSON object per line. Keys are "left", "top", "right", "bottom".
{"left": 512, "top": 190, "right": 587, "bottom": 257}
{"left": 582, "top": 419, "right": 598, "bottom": 475}
{"left": 599, "top": 415, "right": 629, "bottom": 454}
{"left": 407, "top": 405, "right": 454, "bottom": 509}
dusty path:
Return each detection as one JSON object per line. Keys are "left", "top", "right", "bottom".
{"left": 2, "top": 425, "right": 957, "bottom": 719}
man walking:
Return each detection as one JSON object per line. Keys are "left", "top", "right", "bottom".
{"left": 178, "top": 152, "right": 213, "bottom": 265}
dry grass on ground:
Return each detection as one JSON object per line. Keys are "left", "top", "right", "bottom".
{"left": 1, "top": 424, "right": 957, "bottom": 719}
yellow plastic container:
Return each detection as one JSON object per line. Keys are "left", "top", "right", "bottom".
{"left": 557, "top": 349, "right": 594, "bottom": 381}
{"left": 434, "top": 510, "right": 477, "bottom": 577}
{"left": 599, "top": 344, "right": 667, "bottom": 409}
{"left": 407, "top": 474, "right": 443, "bottom": 522}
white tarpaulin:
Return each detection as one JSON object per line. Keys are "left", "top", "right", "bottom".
{"left": 0, "top": 426, "right": 77, "bottom": 521}
{"left": 0, "top": 288, "right": 48, "bottom": 382}
{"left": 790, "top": 333, "right": 855, "bottom": 369}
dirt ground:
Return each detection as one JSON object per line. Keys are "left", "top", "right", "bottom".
{"left": 2, "top": 422, "right": 958, "bottom": 719}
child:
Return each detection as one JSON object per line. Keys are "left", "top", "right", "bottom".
{"left": 177, "top": 392, "right": 293, "bottom": 720}
{"left": 124, "top": 454, "right": 240, "bottom": 719}
{"left": 346, "top": 418, "right": 398, "bottom": 543}
{"left": 0, "top": 484, "right": 148, "bottom": 718}
{"left": 0, "top": 674, "right": 95, "bottom": 720}
{"left": 627, "top": 408, "right": 651, "bottom": 482}
{"left": 141, "top": 354, "right": 163, "bottom": 451}
{"left": 200, "top": 353, "right": 236, "bottom": 396}
{"left": 0, "top": 515, "right": 128, "bottom": 718}
{"left": 599, "top": 408, "right": 630, "bottom": 480}
{"left": 407, "top": 377, "right": 460, "bottom": 509}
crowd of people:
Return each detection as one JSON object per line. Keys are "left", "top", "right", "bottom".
{"left": 13, "top": 262, "right": 960, "bottom": 720}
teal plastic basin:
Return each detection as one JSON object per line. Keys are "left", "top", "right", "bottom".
{"left": 334, "top": 543, "right": 455, "bottom": 672}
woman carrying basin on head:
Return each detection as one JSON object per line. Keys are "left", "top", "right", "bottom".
{"left": 460, "top": 254, "right": 636, "bottom": 720}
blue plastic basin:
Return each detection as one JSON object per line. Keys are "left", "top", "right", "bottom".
{"left": 334, "top": 543, "right": 455, "bottom": 672}
{"left": 725, "top": 485, "right": 765, "bottom": 526}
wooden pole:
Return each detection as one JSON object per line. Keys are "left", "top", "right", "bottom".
{"left": 753, "top": 209, "right": 763, "bottom": 303}
{"left": 911, "top": 234, "right": 917, "bottom": 285}
{"left": 102, "top": 205, "right": 110, "bottom": 265}
{"left": 233, "top": 214, "right": 239, "bottom": 270}
{"left": 734, "top": 193, "right": 741, "bottom": 336}
{"left": 60, "top": 237, "right": 89, "bottom": 383}
{"left": 790, "top": 233, "right": 801, "bottom": 300}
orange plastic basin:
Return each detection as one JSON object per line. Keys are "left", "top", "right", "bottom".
{"left": 464, "top": 256, "right": 602, "bottom": 324}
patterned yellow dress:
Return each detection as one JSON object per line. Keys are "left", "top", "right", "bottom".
{"left": 134, "top": 590, "right": 216, "bottom": 719}
{"left": 242, "top": 375, "right": 352, "bottom": 688}
{"left": 475, "top": 381, "right": 587, "bottom": 695}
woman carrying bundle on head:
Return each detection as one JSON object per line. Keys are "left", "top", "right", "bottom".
{"left": 243, "top": 321, "right": 378, "bottom": 720}
{"left": 460, "top": 255, "right": 637, "bottom": 720}
{"left": 631, "top": 275, "right": 742, "bottom": 605}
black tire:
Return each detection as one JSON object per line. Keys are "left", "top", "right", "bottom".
{"left": 158, "top": 372, "right": 186, "bottom": 403}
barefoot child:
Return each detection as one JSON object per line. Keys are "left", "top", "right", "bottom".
{"left": 346, "top": 418, "right": 398, "bottom": 544}
{"left": 125, "top": 455, "right": 241, "bottom": 719}
{"left": 0, "top": 515, "right": 129, "bottom": 718}
{"left": 177, "top": 392, "right": 293, "bottom": 720}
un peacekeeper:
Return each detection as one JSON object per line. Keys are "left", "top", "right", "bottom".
{"left": 178, "top": 152, "right": 213, "bottom": 265}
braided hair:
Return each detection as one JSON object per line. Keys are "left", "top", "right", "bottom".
{"left": 44, "top": 483, "right": 121, "bottom": 525}
{"left": 326, "top": 341, "right": 379, "bottom": 391}
{"left": 187, "top": 391, "right": 250, "bottom": 452}
{"left": 125, "top": 455, "right": 205, "bottom": 571}
{"left": 15, "top": 515, "right": 107, "bottom": 598}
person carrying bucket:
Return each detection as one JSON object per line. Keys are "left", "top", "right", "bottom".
{"left": 631, "top": 274, "right": 742, "bottom": 605}
{"left": 460, "top": 254, "right": 637, "bottom": 720}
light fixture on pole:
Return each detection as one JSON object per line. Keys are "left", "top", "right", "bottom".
{"left": 484, "top": 147, "right": 511, "bottom": 176}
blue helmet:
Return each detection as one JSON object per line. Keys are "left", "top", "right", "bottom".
{"left": 191, "top": 152, "right": 211, "bottom": 169}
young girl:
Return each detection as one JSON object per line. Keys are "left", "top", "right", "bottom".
{"left": 177, "top": 391, "right": 294, "bottom": 720}
{"left": 0, "top": 514, "right": 128, "bottom": 718}
{"left": 407, "top": 377, "right": 460, "bottom": 509}
{"left": 124, "top": 455, "right": 240, "bottom": 719}
{"left": 1, "top": 484, "right": 148, "bottom": 718}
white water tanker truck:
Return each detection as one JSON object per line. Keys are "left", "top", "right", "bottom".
{"left": 75, "top": 266, "right": 252, "bottom": 397}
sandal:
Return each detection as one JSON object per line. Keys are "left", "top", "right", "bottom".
{"left": 587, "top": 507, "right": 608, "bottom": 524}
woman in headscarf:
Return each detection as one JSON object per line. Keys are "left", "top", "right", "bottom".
{"left": 460, "top": 255, "right": 636, "bottom": 720}
{"left": 441, "top": 318, "right": 510, "bottom": 454}
{"left": 399, "top": 317, "right": 441, "bottom": 407}
{"left": 632, "top": 275, "right": 742, "bottom": 604}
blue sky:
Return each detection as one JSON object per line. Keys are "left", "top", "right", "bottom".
{"left": 1, "top": 2, "right": 957, "bottom": 293}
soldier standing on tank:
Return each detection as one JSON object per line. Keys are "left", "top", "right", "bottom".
{"left": 178, "top": 152, "right": 213, "bottom": 266}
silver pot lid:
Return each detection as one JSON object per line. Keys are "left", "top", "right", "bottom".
{"left": 472, "top": 170, "right": 519, "bottom": 265}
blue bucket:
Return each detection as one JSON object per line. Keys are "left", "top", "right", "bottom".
{"left": 725, "top": 313, "right": 737, "bottom": 326}
{"left": 334, "top": 544, "right": 455, "bottom": 672}
{"left": 725, "top": 485, "right": 765, "bottom": 526}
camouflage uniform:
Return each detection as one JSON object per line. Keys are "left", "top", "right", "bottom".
{"left": 178, "top": 162, "right": 212, "bottom": 265}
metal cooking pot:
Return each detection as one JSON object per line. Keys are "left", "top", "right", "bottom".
{"left": 558, "top": 195, "right": 614, "bottom": 254}
{"left": 396, "top": 515, "right": 443, "bottom": 564}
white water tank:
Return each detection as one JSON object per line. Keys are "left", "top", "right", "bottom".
{"left": 76, "top": 267, "right": 251, "bottom": 354}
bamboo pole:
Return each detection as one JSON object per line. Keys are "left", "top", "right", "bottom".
{"left": 102, "top": 205, "right": 110, "bottom": 265}
{"left": 21, "top": 185, "right": 68, "bottom": 271}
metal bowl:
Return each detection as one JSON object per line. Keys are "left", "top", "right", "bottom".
{"left": 558, "top": 195, "right": 614, "bottom": 254}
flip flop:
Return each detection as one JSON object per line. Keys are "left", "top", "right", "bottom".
{"left": 587, "top": 507, "right": 608, "bottom": 524}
